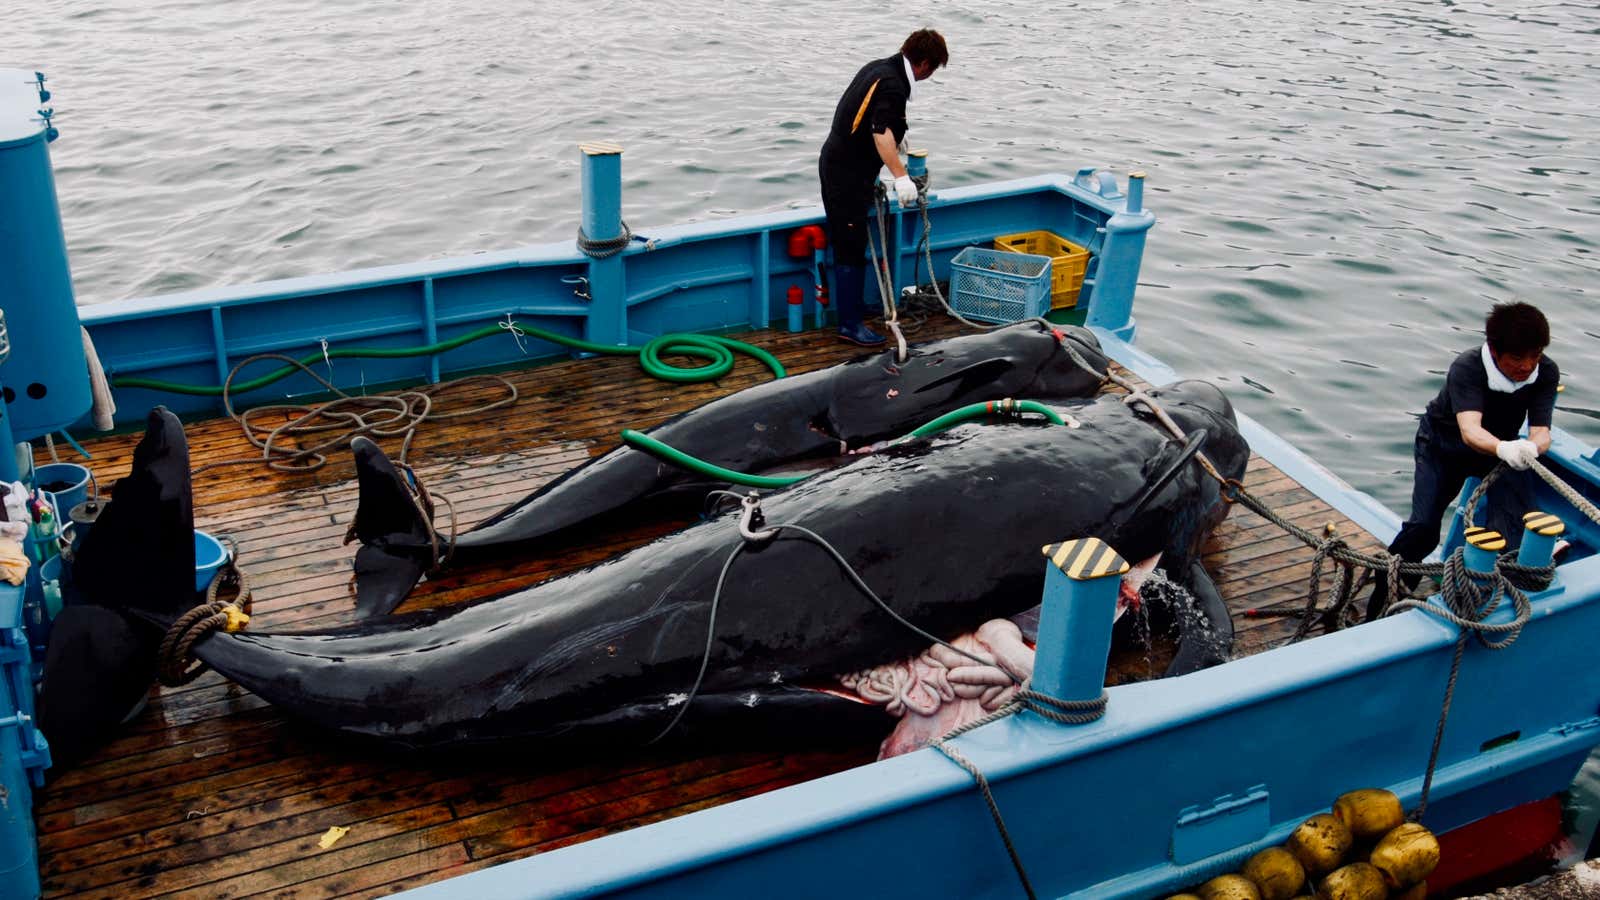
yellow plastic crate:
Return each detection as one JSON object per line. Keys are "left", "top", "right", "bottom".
{"left": 993, "top": 231, "right": 1089, "bottom": 308}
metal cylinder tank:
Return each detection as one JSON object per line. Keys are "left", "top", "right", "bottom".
{"left": 0, "top": 69, "right": 90, "bottom": 446}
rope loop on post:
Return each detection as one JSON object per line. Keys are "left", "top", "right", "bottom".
{"left": 576, "top": 220, "right": 634, "bottom": 259}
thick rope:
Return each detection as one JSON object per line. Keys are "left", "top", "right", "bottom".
{"left": 191, "top": 354, "right": 517, "bottom": 476}
{"left": 576, "top": 220, "right": 634, "bottom": 258}
{"left": 1385, "top": 548, "right": 1534, "bottom": 819}
{"left": 156, "top": 561, "right": 253, "bottom": 687}
{"left": 866, "top": 186, "right": 910, "bottom": 362}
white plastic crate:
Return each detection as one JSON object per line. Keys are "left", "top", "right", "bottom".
{"left": 948, "top": 246, "right": 1053, "bottom": 323}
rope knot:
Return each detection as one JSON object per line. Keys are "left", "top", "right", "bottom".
{"left": 157, "top": 560, "right": 254, "bottom": 686}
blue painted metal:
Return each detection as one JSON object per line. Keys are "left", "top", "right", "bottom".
{"left": 1031, "top": 542, "right": 1121, "bottom": 703}
{"left": 785, "top": 288, "right": 803, "bottom": 333}
{"left": 579, "top": 142, "right": 627, "bottom": 348}
{"left": 397, "top": 558, "right": 1600, "bottom": 898}
{"left": 72, "top": 173, "right": 1139, "bottom": 428}
{"left": 1518, "top": 513, "right": 1563, "bottom": 569}
{"left": 0, "top": 581, "right": 48, "bottom": 900}
{"left": 1464, "top": 531, "right": 1502, "bottom": 572}
{"left": 1084, "top": 170, "right": 1153, "bottom": 343}
{"left": 811, "top": 248, "right": 828, "bottom": 329}
{"left": 1170, "top": 786, "right": 1271, "bottom": 865}
{"left": 0, "top": 70, "right": 90, "bottom": 446}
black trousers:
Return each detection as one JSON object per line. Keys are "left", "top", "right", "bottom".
{"left": 818, "top": 153, "right": 874, "bottom": 267}
{"left": 1373, "top": 418, "right": 1533, "bottom": 612}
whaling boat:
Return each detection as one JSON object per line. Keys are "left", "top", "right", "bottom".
{"left": 3, "top": 67, "right": 1599, "bottom": 899}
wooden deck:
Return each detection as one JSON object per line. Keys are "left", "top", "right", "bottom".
{"left": 32, "top": 318, "right": 1385, "bottom": 898}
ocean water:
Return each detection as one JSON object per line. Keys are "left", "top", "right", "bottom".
{"left": 10, "top": 0, "right": 1600, "bottom": 870}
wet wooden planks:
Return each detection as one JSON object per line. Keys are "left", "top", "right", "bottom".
{"left": 33, "top": 319, "right": 1384, "bottom": 898}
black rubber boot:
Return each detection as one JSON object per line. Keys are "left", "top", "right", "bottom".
{"left": 832, "top": 263, "right": 885, "bottom": 347}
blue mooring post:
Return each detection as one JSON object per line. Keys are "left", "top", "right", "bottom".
{"left": 1084, "top": 170, "right": 1154, "bottom": 344}
{"left": 579, "top": 142, "right": 627, "bottom": 348}
{"left": 906, "top": 149, "right": 927, "bottom": 180}
{"left": 1463, "top": 527, "right": 1505, "bottom": 575}
{"left": 1032, "top": 538, "right": 1128, "bottom": 704}
{"left": 891, "top": 150, "right": 929, "bottom": 296}
{"left": 1517, "top": 511, "right": 1565, "bottom": 570}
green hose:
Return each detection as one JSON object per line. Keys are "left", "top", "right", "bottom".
{"left": 620, "top": 429, "right": 809, "bottom": 488}
{"left": 110, "top": 322, "right": 787, "bottom": 397}
{"left": 907, "top": 400, "right": 1066, "bottom": 438}
{"left": 622, "top": 398, "right": 1067, "bottom": 489}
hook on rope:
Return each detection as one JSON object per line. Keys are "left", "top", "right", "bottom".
{"left": 738, "top": 491, "right": 777, "bottom": 544}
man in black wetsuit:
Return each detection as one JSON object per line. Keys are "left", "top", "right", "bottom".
{"left": 819, "top": 29, "right": 948, "bottom": 346}
{"left": 1371, "top": 302, "right": 1560, "bottom": 614}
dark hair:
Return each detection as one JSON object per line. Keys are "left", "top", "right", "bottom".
{"left": 901, "top": 29, "right": 949, "bottom": 70}
{"left": 1485, "top": 302, "right": 1549, "bottom": 356}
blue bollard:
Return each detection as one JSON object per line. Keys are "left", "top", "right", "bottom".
{"left": 1084, "top": 170, "right": 1155, "bottom": 344}
{"left": 578, "top": 142, "right": 627, "bottom": 348}
{"left": 1517, "top": 511, "right": 1565, "bottom": 569}
{"left": 1032, "top": 537, "right": 1128, "bottom": 704}
{"left": 906, "top": 149, "right": 927, "bottom": 180}
{"left": 1462, "top": 527, "right": 1504, "bottom": 574}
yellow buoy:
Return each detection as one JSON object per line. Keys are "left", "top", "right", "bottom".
{"left": 1198, "top": 873, "right": 1262, "bottom": 900}
{"left": 1286, "top": 813, "right": 1354, "bottom": 876}
{"left": 1369, "top": 823, "right": 1441, "bottom": 888}
{"left": 1332, "top": 789, "right": 1405, "bottom": 841}
{"left": 1317, "top": 862, "right": 1389, "bottom": 900}
{"left": 1241, "top": 846, "right": 1307, "bottom": 900}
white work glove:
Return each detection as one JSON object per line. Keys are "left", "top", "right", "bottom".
{"left": 893, "top": 174, "right": 920, "bottom": 207}
{"left": 1494, "top": 438, "right": 1539, "bottom": 470}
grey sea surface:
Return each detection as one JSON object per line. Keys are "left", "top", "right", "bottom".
{"left": 9, "top": 0, "right": 1600, "bottom": 885}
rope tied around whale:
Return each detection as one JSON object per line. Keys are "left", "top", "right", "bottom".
{"left": 157, "top": 549, "right": 254, "bottom": 687}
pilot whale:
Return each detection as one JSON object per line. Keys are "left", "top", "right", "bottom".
{"left": 349, "top": 321, "right": 1112, "bottom": 614}
{"left": 42, "top": 379, "right": 1246, "bottom": 760}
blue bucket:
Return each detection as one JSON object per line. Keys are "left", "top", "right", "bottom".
{"left": 195, "top": 530, "right": 229, "bottom": 593}
{"left": 34, "top": 463, "right": 91, "bottom": 519}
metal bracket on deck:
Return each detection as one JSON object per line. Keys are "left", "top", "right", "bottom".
{"left": 1170, "top": 785, "right": 1271, "bottom": 865}
{"left": 561, "top": 274, "right": 591, "bottom": 303}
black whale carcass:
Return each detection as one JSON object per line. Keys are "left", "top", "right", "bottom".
{"left": 40, "top": 378, "right": 1247, "bottom": 761}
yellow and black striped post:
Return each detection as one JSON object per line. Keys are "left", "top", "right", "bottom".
{"left": 1516, "top": 511, "right": 1565, "bottom": 569}
{"left": 1462, "top": 527, "right": 1505, "bottom": 573}
{"left": 1034, "top": 537, "right": 1129, "bottom": 703}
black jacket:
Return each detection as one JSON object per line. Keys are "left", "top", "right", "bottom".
{"left": 820, "top": 54, "right": 911, "bottom": 185}
{"left": 1423, "top": 347, "right": 1560, "bottom": 454}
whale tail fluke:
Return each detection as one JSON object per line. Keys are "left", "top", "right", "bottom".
{"left": 348, "top": 436, "right": 437, "bottom": 618}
